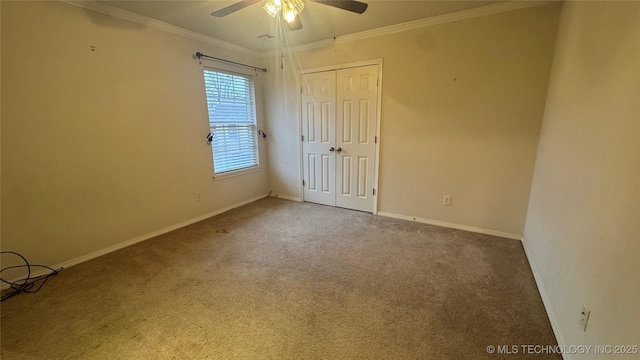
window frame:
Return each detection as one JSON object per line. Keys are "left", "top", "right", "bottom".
{"left": 202, "top": 66, "right": 261, "bottom": 180}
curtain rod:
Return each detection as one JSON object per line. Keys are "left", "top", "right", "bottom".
{"left": 195, "top": 52, "right": 267, "bottom": 73}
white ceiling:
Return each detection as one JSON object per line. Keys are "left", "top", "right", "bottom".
{"left": 101, "top": 0, "right": 504, "bottom": 52}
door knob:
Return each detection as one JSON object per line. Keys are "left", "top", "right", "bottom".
{"left": 329, "top": 147, "right": 335, "bottom": 152}
{"left": 336, "top": 147, "right": 342, "bottom": 152}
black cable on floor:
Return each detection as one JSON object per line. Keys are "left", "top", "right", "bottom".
{"left": 1, "top": 251, "right": 63, "bottom": 302}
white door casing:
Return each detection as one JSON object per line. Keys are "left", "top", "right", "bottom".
{"left": 301, "top": 71, "right": 337, "bottom": 206}
{"left": 301, "top": 64, "right": 380, "bottom": 213}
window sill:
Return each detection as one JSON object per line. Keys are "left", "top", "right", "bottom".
{"left": 213, "top": 166, "right": 262, "bottom": 180}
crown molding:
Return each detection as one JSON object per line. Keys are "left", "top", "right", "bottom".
{"left": 60, "top": 0, "right": 262, "bottom": 58}
{"left": 261, "top": 0, "right": 555, "bottom": 57}
{"left": 60, "top": 0, "right": 555, "bottom": 59}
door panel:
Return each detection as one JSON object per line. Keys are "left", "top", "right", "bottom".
{"left": 342, "top": 100, "right": 352, "bottom": 143}
{"left": 307, "top": 154, "right": 316, "bottom": 190}
{"left": 357, "top": 156, "right": 368, "bottom": 197}
{"left": 335, "top": 65, "right": 378, "bottom": 212}
{"left": 302, "top": 71, "right": 336, "bottom": 206}
{"left": 341, "top": 156, "right": 352, "bottom": 196}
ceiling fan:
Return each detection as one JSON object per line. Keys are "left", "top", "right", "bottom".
{"left": 211, "top": 0, "right": 368, "bottom": 31}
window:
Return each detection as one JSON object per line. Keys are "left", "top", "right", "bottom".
{"left": 203, "top": 68, "right": 259, "bottom": 176}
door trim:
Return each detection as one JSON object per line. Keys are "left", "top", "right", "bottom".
{"left": 297, "top": 59, "right": 383, "bottom": 214}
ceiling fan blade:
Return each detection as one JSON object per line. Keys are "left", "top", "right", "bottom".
{"left": 310, "top": 0, "right": 368, "bottom": 14}
{"left": 287, "top": 16, "right": 303, "bottom": 31}
{"left": 211, "top": 0, "right": 263, "bottom": 17}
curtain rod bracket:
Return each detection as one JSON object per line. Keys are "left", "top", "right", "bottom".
{"left": 195, "top": 52, "right": 267, "bottom": 73}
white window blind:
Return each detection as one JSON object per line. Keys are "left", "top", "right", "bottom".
{"left": 203, "top": 68, "right": 258, "bottom": 175}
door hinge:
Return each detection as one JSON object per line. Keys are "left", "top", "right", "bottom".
{"left": 374, "top": 136, "right": 377, "bottom": 144}
{"left": 373, "top": 188, "right": 376, "bottom": 195}
{"left": 301, "top": 135, "right": 304, "bottom": 142}
{"left": 302, "top": 180, "right": 305, "bottom": 186}
{"left": 301, "top": 86, "right": 303, "bottom": 94}
{"left": 377, "top": 78, "right": 379, "bottom": 87}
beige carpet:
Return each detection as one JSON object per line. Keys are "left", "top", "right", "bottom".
{"left": 1, "top": 197, "right": 559, "bottom": 359}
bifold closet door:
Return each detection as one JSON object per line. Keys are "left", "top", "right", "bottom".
{"left": 301, "top": 71, "right": 337, "bottom": 207}
{"left": 335, "top": 65, "right": 378, "bottom": 213}
{"left": 301, "top": 65, "right": 379, "bottom": 213}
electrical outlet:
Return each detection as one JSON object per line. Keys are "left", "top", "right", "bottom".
{"left": 195, "top": 192, "right": 202, "bottom": 201}
{"left": 443, "top": 195, "right": 452, "bottom": 206}
{"left": 580, "top": 304, "right": 590, "bottom": 331}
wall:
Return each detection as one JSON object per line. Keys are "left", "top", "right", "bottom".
{"left": 264, "top": 3, "right": 561, "bottom": 237}
{"left": 1, "top": 1, "right": 270, "bottom": 270}
{"left": 523, "top": 1, "right": 640, "bottom": 357}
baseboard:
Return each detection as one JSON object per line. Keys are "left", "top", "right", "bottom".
{"left": 269, "top": 193, "right": 302, "bottom": 202}
{"left": 1, "top": 193, "right": 269, "bottom": 290}
{"left": 377, "top": 211, "right": 522, "bottom": 240}
{"left": 521, "top": 236, "right": 567, "bottom": 360}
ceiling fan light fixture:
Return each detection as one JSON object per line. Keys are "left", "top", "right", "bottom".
{"left": 283, "top": 9, "right": 296, "bottom": 22}
{"left": 282, "top": 0, "right": 304, "bottom": 22}
{"left": 263, "top": 0, "right": 280, "bottom": 17}
{"left": 263, "top": 0, "right": 304, "bottom": 21}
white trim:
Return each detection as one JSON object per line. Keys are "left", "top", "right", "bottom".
{"left": 521, "top": 236, "right": 567, "bottom": 359}
{"left": 269, "top": 193, "right": 302, "bottom": 202}
{"left": 372, "top": 60, "right": 383, "bottom": 215}
{"left": 377, "top": 211, "right": 522, "bottom": 240}
{"left": 213, "top": 166, "right": 262, "bottom": 180}
{"left": 298, "top": 59, "right": 383, "bottom": 214}
{"left": 60, "top": 0, "right": 261, "bottom": 58}
{"left": 261, "top": 1, "right": 554, "bottom": 57}
{"left": 1, "top": 193, "right": 269, "bottom": 290}
{"left": 297, "top": 68, "right": 304, "bottom": 204}
{"left": 299, "top": 59, "right": 383, "bottom": 75}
